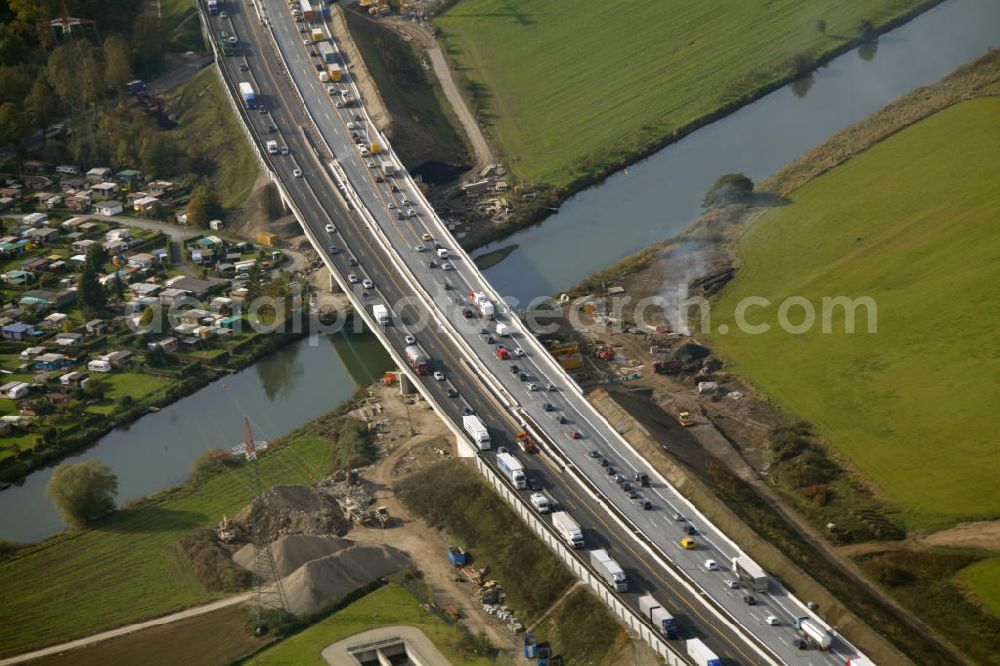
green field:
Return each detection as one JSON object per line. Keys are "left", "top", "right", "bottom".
{"left": 168, "top": 68, "right": 260, "bottom": 208}
{"left": 0, "top": 435, "right": 330, "bottom": 658}
{"left": 710, "top": 98, "right": 1000, "bottom": 530}
{"left": 436, "top": 0, "right": 928, "bottom": 189}
{"left": 161, "top": 0, "right": 206, "bottom": 53}
{"left": 248, "top": 583, "right": 492, "bottom": 665}
{"left": 958, "top": 558, "right": 1000, "bottom": 619}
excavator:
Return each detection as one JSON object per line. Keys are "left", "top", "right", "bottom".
{"left": 677, "top": 411, "right": 694, "bottom": 427}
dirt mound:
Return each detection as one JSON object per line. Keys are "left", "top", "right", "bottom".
{"left": 283, "top": 544, "right": 409, "bottom": 614}
{"left": 233, "top": 534, "right": 353, "bottom": 579}
{"left": 234, "top": 485, "right": 350, "bottom": 541}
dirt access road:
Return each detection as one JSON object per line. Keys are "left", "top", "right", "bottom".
{"left": 385, "top": 18, "right": 495, "bottom": 172}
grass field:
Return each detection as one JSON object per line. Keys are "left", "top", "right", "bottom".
{"left": 30, "top": 605, "right": 262, "bottom": 666}
{"left": 435, "top": 0, "right": 928, "bottom": 189}
{"left": 248, "top": 583, "right": 492, "bottom": 665}
{"left": 160, "top": 0, "right": 206, "bottom": 53}
{"left": 0, "top": 435, "right": 331, "bottom": 658}
{"left": 958, "top": 558, "right": 1000, "bottom": 619}
{"left": 709, "top": 98, "right": 1000, "bottom": 530}
{"left": 168, "top": 68, "right": 260, "bottom": 208}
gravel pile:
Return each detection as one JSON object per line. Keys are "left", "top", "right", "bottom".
{"left": 233, "top": 485, "right": 350, "bottom": 541}
{"left": 233, "top": 534, "right": 352, "bottom": 578}
{"left": 282, "top": 544, "right": 409, "bottom": 614}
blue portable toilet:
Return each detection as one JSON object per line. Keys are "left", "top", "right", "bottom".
{"left": 524, "top": 633, "right": 538, "bottom": 658}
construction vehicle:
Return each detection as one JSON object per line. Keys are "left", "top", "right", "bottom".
{"left": 448, "top": 545, "right": 467, "bottom": 566}
{"left": 381, "top": 371, "right": 396, "bottom": 385}
{"left": 374, "top": 506, "right": 390, "bottom": 528}
{"left": 516, "top": 431, "right": 537, "bottom": 453}
{"left": 653, "top": 359, "right": 684, "bottom": 374}
{"left": 594, "top": 344, "right": 614, "bottom": 360}
{"left": 677, "top": 411, "right": 694, "bottom": 427}
{"left": 338, "top": 497, "right": 372, "bottom": 525}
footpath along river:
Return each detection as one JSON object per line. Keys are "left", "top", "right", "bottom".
{"left": 0, "top": 332, "right": 390, "bottom": 543}
{"left": 475, "top": 0, "right": 1000, "bottom": 305}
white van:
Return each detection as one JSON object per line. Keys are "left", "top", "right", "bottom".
{"left": 266, "top": 140, "right": 278, "bottom": 155}
{"left": 319, "top": 71, "right": 329, "bottom": 83}
{"left": 436, "top": 248, "right": 449, "bottom": 259}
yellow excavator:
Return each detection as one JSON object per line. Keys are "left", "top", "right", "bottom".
{"left": 677, "top": 411, "right": 694, "bottom": 427}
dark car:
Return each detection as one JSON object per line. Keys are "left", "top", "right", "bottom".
{"left": 463, "top": 308, "right": 474, "bottom": 319}
{"left": 428, "top": 260, "right": 438, "bottom": 269}
{"left": 519, "top": 372, "right": 529, "bottom": 381}
{"left": 634, "top": 496, "right": 651, "bottom": 509}
{"left": 588, "top": 450, "right": 601, "bottom": 459}
{"left": 633, "top": 472, "right": 650, "bottom": 487}
{"left": 605, "top": 466, "right": 617, "bottom": 477}
{"left": 543, "top": 402, "right": 554, "bottom": 412}
{"left": 446, "top": 387, "right": 458, "bottom": 398}
{"left": 558, "top": 415, "right": 567, "bottom": 424}
{"left": 240, "top": 63, "right": 249, "bottom": 71}
{"left": 315, "top": 63, "right": 323, "bottom": 71}
{"left": 267, "top": 124, "right": 277, "bottom": 133}
{"left": 462, "top": 406, "right": 474, "bottom": 416}
{"left": 685, "top": 525, "right": 696, "bottom": 536}
{"left": 391, "top": 184, "right": 400, "bottom": 193}
{"left": 348, "top": 256, "right": 358, "bottom": 267}
{"left": 743, "top": 595, "right": 756, "bottom": 606}
{"left": 328, "top": 245, "right": 340, "bottom": 255}
{"left": 793, "top": 639, "right": 808, "bottom": 650}
{"left": 258, "top": 105, "right": 267, "bottom": 114}
{"left": 527, "top": 476, "right": 543, "bottom": 491}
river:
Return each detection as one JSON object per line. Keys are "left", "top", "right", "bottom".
{"left": 476, "top": 0, "right": 1000, "bottom": 305}
{"left": 0, "top": 332, "right": 390, "bottom": 543}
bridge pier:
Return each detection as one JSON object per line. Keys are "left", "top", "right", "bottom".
{"left": 398, "top": 372, "right": 414, "bottom": 395}
{"left": 455, "top": 432, "right": 478, "bottom": 458}
{"left": 328, "top": 270, "right": 342, "bottom": 293}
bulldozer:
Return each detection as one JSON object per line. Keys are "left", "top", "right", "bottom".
{"left": 374, "top": 506, "right": 391, "bottom": 528}
{"left": 677, "top": 411, "right": 694, "bottom": 427}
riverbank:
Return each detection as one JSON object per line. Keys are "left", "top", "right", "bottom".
{"left": 561, "top": 49, "right": 1000, "bottom": 664}
{"left": 0, "top": 385, "right": 376, "bottom": 658}
{"left": 436, "top": 0, "right": 945, "bottom": 251}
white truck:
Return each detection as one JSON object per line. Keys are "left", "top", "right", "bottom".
{"left": 686, "top": 638, "right": 721, "bottom": 666}
{"left": 589, "top": 548, "right": 627, "bottom": 592}
{"left": 551, "top": 511, "right": 584, "bottom": 549}
{"left": 469, "top": 290, "right": 495, "bottom": 320}
{"left": 638, "top": 594, "right": 677, "bottom": 639}
{"left": 381, "top": 159, "right": 397, "bottom": 176}
{"left": 796, "top": 617, "right": 833, "bottom": 650}
{"left": 529, "top": 492, "right": 551, "bottom": 513}
{"left": 462, "top": 414, "right": 491, "bottom": 450}
{"left": 495, "top": 322, "right": 510, "bottom": 337}
{"left": 495, "top": 452, "right": 525, "bottom": 489}
{"left": 266, "top": 140, "right": 278, "bottom": 155}
{"left": 731, "top": 554, "right": 768, "bottom": 592}
{"left": 372, "top": 303, "right": 390, "bottom": 326}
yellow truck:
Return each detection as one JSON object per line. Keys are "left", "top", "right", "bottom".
{"left": 680, "top": 537, "right": 696, "bottom": 550}
{"left": 311, "top": 28, "right": 323, "bottom": 43}
{"left": 327, "top": 63, "right": 343, "bottom": 82}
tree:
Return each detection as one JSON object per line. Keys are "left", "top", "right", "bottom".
{"left": 24, "top": 81, "right": 55, "bottom": 133}
{"left": 45, "top": 460, "right": 118, "bottom": 530}
{"left": 86, "top": 242, "right": 110, "bottom": 270}
{"left": 139, "top": 134, "right": 176, "bottom": 178}
{"left": 103, "top": 34, "right": 133, "bottom": 94}
{"left": 0, "top": 102, "right": 28, "bottom": 147}
{"left": 816, "top": 18, "right": 827, "bottom": 33}
{"left": 858, "top": 19, "right": 876, "bottom": 42}
{"left": 702, "top": 173, "right": 754, "bottom": 208}
{"left": 132, "top": 14, "right": 164, "bottom": 74}
{"left": 187, "top": 184, "right": 222, "bottom": 228}
{"left": 79, "top": 265, "right": 107, "bottom": 314}
{"left": 113, "top": 272, "right": 125, "bottom": 303}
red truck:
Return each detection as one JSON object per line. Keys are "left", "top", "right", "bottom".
{"left": 404, "top": 345, "right": 429, "bottom": 375}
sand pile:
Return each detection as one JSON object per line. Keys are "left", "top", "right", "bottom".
{"left": 234, "top": 485, "right": 350, "bottom": 541}
{"left": 282, "top": 544, "right": 409, "bottom": 614}
{"left": 233, "top": 534, "right": 352, "bottom": 578}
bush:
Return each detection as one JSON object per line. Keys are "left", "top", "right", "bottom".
{"left": 702, "top": 172, "right": 754, "bottom": 208}
{"left": 178, "top": 528, "right": 252, "bottom": 592}
{"left": 331, "top": 417, "right": 375, "bottom": 470}
{"left": 190, "top": 449, "right": 242, "bottom": 485}
{"left": 45, "top": 460, "right": 118, "bottom": 530}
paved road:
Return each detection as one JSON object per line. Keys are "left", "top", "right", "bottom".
{"left": 218, "top": 3, "right": 869, "bottom": 664}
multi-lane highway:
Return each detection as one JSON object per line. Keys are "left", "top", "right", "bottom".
{"left": 208, "top": 2, "right": 869, "bottom": 664}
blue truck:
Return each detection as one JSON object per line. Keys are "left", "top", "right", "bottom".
{"left": 638, "top": 594, "right": 677, "bottom": 639}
